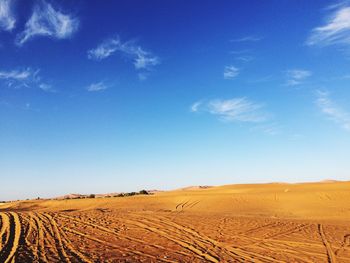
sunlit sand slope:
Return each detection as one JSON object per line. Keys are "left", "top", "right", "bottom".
{"left": 1, "top": 181, "right": 350, "bottom": 262}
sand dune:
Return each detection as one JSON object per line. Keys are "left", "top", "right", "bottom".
{"left": 1, "top": 180, "right": 350, "bottom": 262}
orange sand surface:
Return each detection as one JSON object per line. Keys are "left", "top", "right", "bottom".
{"left": 0, "top": 181, "right": 350, "bottom": 262}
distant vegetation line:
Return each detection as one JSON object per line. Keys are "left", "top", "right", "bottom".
{"left": 0, "top": 190, "right": 151, "bottom": 203}
{"left": 58, "top": 190, "right": 151, "bottom": 200}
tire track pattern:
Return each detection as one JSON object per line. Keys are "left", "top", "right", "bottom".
{"left": 0, "top": 212, "right": 21, "bottom": 263}
{"left": 0, "top": 211, "right": 346, "bottom": 262}
{"left": 319, "top": 224, "right": 337, "bottom": 263}
{"left": 0, "top": 212, "right": 93, "bottom": 263}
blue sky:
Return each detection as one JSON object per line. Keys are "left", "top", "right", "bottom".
{"left": 1, "top": 0, "right": 350, "bottom": 200}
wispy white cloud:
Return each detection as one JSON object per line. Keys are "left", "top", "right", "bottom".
{"left": 0, "top": 68, "right": 31, "bottom": 80}
{"left": 137, "top": 72, "right": 149, "bottom": 81}
{"left": 88, "top": 36, "right": 160, "bottom": 77}
{"left": 134, "top": 49, "right": 159, "bottom": 70}
{"left": 229, "top": 49, "right": 252, "bottom": 55}
{"left": 230, "top": 36, "right": 262, "bottom": 42}
{"left": 0, "top": 68, "right": 53, "bottom": 92}
{"left": 38, "top": 83, "right": 53, "bottom": 92}
{"left": 236, "top": 56, "right": 254, "bottom": 63}
{"left": 251, "top": 123, "right": 281, "bottom": 135}
{"left": 191, "top": 98, "right": 268, "bottom": 123}
{"left": 224, "top": 66, "right": 239, "bottom": 79}
{"left": 16, "top": 1, "right": 79, "bottom": 45}
{"left": 0, "top": 0, "right": 15, "bottom": 31}
{"left": 190, "top": 101, "right": 202, "bottom": 112}
{"left": 307, "top": 3, "right": 350, "bottom": 47}
{"left": 285, "top": 69, "right": 312, "bottom": 86}
{"left": 86, "top": 82, "right": 108, "bottom": 92}
{"left": 316, "top": 90, "right": 350, "bottom": 131}
{"left": 87, "top": 38, "right": 120, "bottom": 60}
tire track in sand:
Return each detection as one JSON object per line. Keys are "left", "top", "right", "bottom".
{"left": 57, "top": 225, "right": 94, "bottom": 263}
{"left": 0, "top": 212, "right": 21, "bottom": 263}
{"left": 44, "top": 213, "right": 93, "bottom": 263}
{"left": 30, "top": 213, "right": 49, "bottom": 263}
{"left": 0, "top": 213, "right": 10, "bottom": 251}
{"left": 37, "top": 213, "right": 71, "bottom": 263}
{"left": 319, "top": 224, "right": 337, "bottom": 263}
{"left": 335, "top": 234, "right": 350, "bottom": 256}
{"left": 57, "top": 213, "right": 193, "bottom": 260}
{"left": 20, "top": 213, "right": 39, "bottom": 260}
{"left": 63, "top": 227, "right": 176, "bottom": 263}
{"left": 143, "top": 215, "right": 286, "bottom": 263}
{"left": 36, "top": 213, "right": 67, "bottom": 261}
{"left": 130, "top": 215, "right": 217, "bottom": 251}
{"left": 121, "top": 217, "right": 220, "bottom": 263}
{"left": 127, "top": 214, "right": 286, "bottom": 263}
{"left": 59, "top": 213, "right": 212, "bottom": 262}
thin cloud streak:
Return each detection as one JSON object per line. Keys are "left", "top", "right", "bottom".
{"left": 251, "top": 123, "right": 281, "bottom": 135}
{"left": 0, "top": 68, "right": 54, "bottom": 92}
{"left": 88, "top": 36, "right": 160, "bottom": 75}
{"left": 86, "top": 82, "right": 108, "bottom": 92}
{"left": 16, "top": 1, "right": 79, "bottom": 45}
{"left": 38, "top": 83, "right": 54, "bottom": 92}
{"left": 229, "top": 49, "right": 252, "bottom": 55}
{"left": 307, "top": 3, "right": 350, "bottom": 47}
{"left": 191, "top": 98, "right": 268, "bottom": 123}
{"left": 0, "top": 0, "right": 15, "bottom": 31}
{"left": 316, "top": 90, "right": 350, "bottom": 131}
{"left": 224, "top": 66, "right": 239, "bottom": 79}
{"left": 190, "top": 101, "right": 202, "bottom": 112}
{"left": 285, "top": 69, "right": 312, "bottom": 86}
{"left": 0, "top": 69, "right": 32, "bottom": 80}
{"left": 87, "top": 38, "right": 120, "bottom": 60}
{"left": 230, "top": 36, "right": 263, "bottom": 42}
{"left": 236, "top": 56, "right": 254, "bottom": 63}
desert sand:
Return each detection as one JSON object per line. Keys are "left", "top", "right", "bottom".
{"left": 0, "top": 180, "right": 350, "bottom": 262}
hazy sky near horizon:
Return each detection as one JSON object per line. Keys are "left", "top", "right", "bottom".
{"left": 1, "top": 0, "right": 350, "bottom": 200}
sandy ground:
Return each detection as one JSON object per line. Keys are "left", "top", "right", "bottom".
{"left": 0, "top": 181, "right": 350, "bottom": 262}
